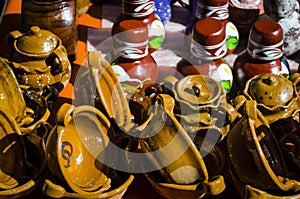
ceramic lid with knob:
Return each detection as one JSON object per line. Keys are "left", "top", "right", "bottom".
{"left": 247, "top": 73, "right": 295, "bottom": 107}
{"left": 15, "top": 26, "right": 58, "bottom": 54}
{"left": 175, "top": 75, "right": 223, "bottom": 105}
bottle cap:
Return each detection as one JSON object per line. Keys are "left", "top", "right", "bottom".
{"left": 191, "top": 17, "right": 227, "bottom": 60}
{"left": 247, "top": 19, "right": 284, "bottom": 60}
{"left": 113, "top": 19, "right": 149, "bottom": 59}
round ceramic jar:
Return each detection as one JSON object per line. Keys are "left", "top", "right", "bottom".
{"left": 112, "top": 0, "right": 165, "bottom": 53}
{"left": 111, "top": 19, "right": 158, "bottom": 89}
{"left": 232, "top": 19, "right": 290, "bottom": 93}
{"left": 233, "top": 73, "right": 300, "bottom": 124}
{"left": 161, "top": 75, "right": 240, "bottom": 141}
{"left": 177, "top": 17, "right": 234, "bottom": 93}
{"left": 7, "top": 26, "right": 72, "bottom": 91}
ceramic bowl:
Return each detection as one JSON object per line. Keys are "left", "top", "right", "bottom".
{"left": 143, "top": 138, "right": 227, "bottom": 199}
{"left": 0, "top": 57, "right": 33, "bottom": 127}
{"left": 0, "top": 107, "right": 47, "bottom": 198}
{"left": 227, "top": 100, "right": 300, "bottom": 197}
{"left": 74, "top": 51, "right": 134, "bottom": 131}
{"left": 45, "top": 103, "right": 114, "bottom": 195}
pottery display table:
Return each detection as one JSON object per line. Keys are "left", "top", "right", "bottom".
{"left": 0, "top": 0, "right": 299, "bottom": 199}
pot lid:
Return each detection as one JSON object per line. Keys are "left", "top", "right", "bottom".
{"left": 175, "top": 75, "right": 222, "bottom": 105}
{"left": 248, "top": 74, "right": 295, "bottom": 107}
{"left": 16, "top": 26, "right": 58, "bottom": 54}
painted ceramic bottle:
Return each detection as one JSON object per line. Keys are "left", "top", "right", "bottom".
{"left": 232, "top": 19, "right": 290, "bottom": 93}
{"left": 228, "top": 0, "right": 261, "bottom": 38}
{"left": 21, "top": 0, "right": 77, "bottom": 61}
{"left": 112, "top": 0, "right": 165, "bottom": 53}
{"left": 185, "top": 0, "right": 239, "bottom": 54}
{"left": 177, "top": 17, "right": 233, "bottom": 93}
{"left": 111, "top": 19, "right": 158, "bottom": 89}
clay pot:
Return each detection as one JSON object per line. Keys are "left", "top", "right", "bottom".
{"left": 227, "top": 100, "right": 300, "bottom": 198}
{"left": 161, "top": 75, "right": 240, "bottom": 141}
{"left": 0, "top": 107, "right": 47, "bottom": 198}
{"left": 45, "top": 103, "right": 112, "bottom": 195}
{"left": 21, "top": 0, "right": 77, "bottom": 60}
{"left": 233, "top": 73, "right": 300, "bottom": 123}
{"left": 44, "top": 103, "right": 134, "bottom": 198}
{"left": 7, "top": 26, "right": 71, "bottom": 91}
{"left": 140, "top": 94, "right": 226, "bottom": 198}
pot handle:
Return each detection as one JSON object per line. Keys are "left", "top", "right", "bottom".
{"left": 7, "top": 30, "right": 22, "bottom": 49}
{"left": 49, "top": 47, "right": 71, "bottom": 81}
{"left": 0, "top": 180, "right": 35, "bottom": 197}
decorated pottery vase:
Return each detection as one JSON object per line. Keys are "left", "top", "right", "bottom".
{"left": 177, "top": 17, "right": 234, "bottom": 93}
{"left": 111, "top": 19, "right": 158, "bottom": 89}
{"left": 232, "top": 19, "right": 290, "bottom": 94}
{"left": 263, "top": 0, "right": 300, "bottom": 56}
{"left": 186, "top": 0, "right": 239, "bottom": 54}
{"left": 161, "top": 75, "right": 240, "bottom": 141}
{"left": 112, "top": 0, "right": 165, "bottom": 53}
{"left": 7, "top": 26, "right": 72, "bottom": 92}
{"left": 228, "top": 0, "right": 261, "bottom": 37}
{"left": 227, "top": 100, "right": 300, "bottom": 199}
{"left": 21, "top": 0, "right": 77, "bottom": 61}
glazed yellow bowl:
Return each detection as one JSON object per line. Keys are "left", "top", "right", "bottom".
{"left": 45, "top": 103, "right": 113, "bottom": 195}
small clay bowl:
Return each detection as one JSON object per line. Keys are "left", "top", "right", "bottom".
{"left": 0, "top": 107, "right": 47, "bottom": 198}
{"left": 45, "top": 103, "right": 114, "bottom": 195}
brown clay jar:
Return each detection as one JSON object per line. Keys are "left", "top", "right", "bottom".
{"left": 112, "top": 0, "right": 165, "bottom": 53}
{"left": 111, "top": 19, "right": 158, "bottom": 89}
{"left": 177, "top": 17, "right": 233, "bottom": 93}
{"left": 21, "top": 0, "right": 77, "bottom": 61}
{"left": 228, "top": 0, "right": 261, "bottom": 38}
{"left": 186, "top": 0, "right": 239, "bottom": 54}
{"left": 232, "top": 19, "right": 290, "bottom": 94}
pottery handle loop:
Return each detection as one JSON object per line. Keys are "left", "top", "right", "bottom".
{"left": 290, "top": 72, "right": 300, "bottom": 93}
{"left": 7, "top": 30, "right": 22, "bottom": 49}
{"left": 232, "top": 95, "right": 247, "bottom": 112}
{"left": 0, "top": 180, "right": 35, "bottom": 196}
{"left": 223, "top": 103, "right": 242, "bottom": 123}
{"left": 205, "top": 175, "right": 226, "bottom": 196}
{"left": 50, "top": 47, "right": 71, "bottom": 76}
{"left": 161, "top": 75, "right": 179, "bottom": 87}
{"left": 56, "top": 103, "right": 74, "bottom": 126}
